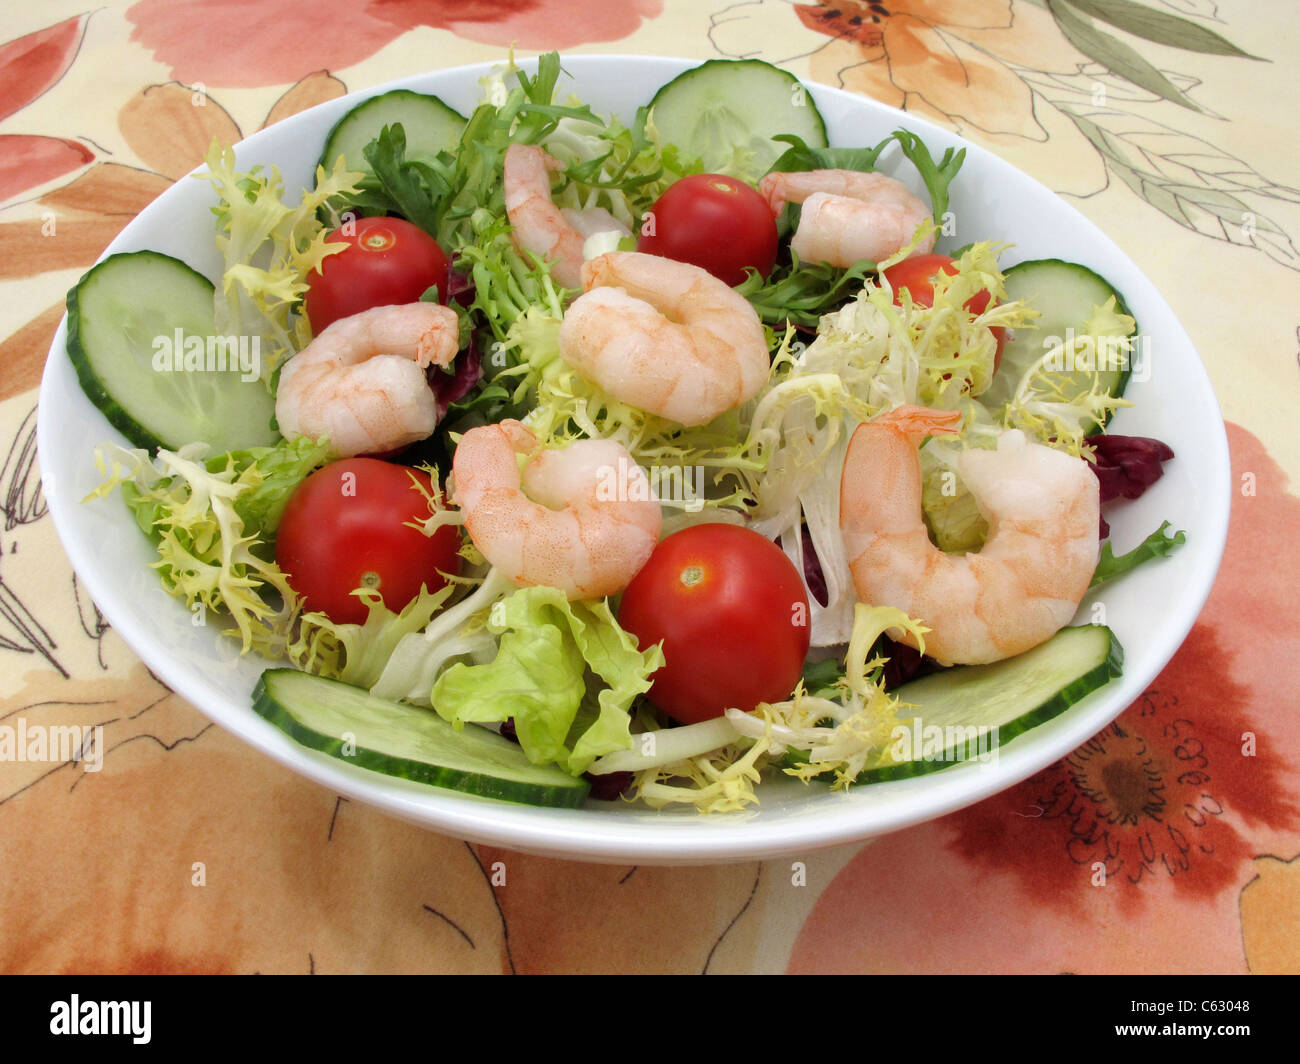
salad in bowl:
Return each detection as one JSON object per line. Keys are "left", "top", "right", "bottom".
{"left": 38, "top": 53, "right": 1228, "bottom": 863}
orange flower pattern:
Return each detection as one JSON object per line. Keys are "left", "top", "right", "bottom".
{"left": 795, "top": 0, "right": 1045, "bottom": 137}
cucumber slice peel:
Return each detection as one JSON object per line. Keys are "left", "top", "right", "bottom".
{"left": 319, "top": 89, "right": 466, "bottom": 181}
{"left": 252, "top": 669, "right": 591, "bottom": 808}
{"left": 647, "top": 59, "right": 828, "bottom": 181}
{"left": 983, "top": 258, "right": 1138, "bottom": 430}
{"left": 856, "top": 625, "right": 1124, "bottom": 783}
{"left": 66, "top": 251, "right": 278, "bottom": 453}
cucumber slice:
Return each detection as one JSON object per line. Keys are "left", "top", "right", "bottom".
{"left": 252, "top": 669, "right": 591, "bottom": 808}
{"left": 319, "top": 89, "right": 466, "bottom": 180}
{"left": 648, "top": 59, "right": 828, "bottom": 180}
{"left": 66, "top": 251, "right": 278, "bottom": 453}
{"left": 981, "top": 258, "right": 1137, "bottom": 425}
{"left": 858, "top": 625, "right": 1123, "bottom": 782}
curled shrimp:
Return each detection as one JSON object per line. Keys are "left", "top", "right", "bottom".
{"left": 452, "top": 419, "right": 662, "bottom": 600}
{"left": 757, "top": 169, "right": 935, "bottom": 268}
{"left": 504, "top": 144, "right": 587, "bottom": 289}
{"left": 558, "top": 251, "right": 769, "bottom": 427}
{"left": 839, "top": 405, "right": 1099, "bottom": 665}
{"left": 275, "top": 302, "right": 459, "bottom": 457}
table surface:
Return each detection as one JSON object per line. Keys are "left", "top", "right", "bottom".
{"left": 1, "top": 0, "right": 1297, "bottom": 974}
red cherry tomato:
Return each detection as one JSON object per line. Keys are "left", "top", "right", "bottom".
{"left": 882, "top": 253, "right": 1006, "bottom": 373}
{"left": 637, "top": 174, "right": 778, "bottom": 287}
{"left": 304, "top": 216, "right": 451, "bottom": 334}
{"left": 276, "top": 458, "right": 461, "bottom": 625}
{"left": 617, "top": 524, "right": 810, "bottom": 725}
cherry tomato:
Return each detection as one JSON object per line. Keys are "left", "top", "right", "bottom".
{"left": 637, "top": 174, "right": 778, "bottom": 287}
{"left": 304, "top": 216, "right": 451, "bottom": 334}
{"left": 617, "top": 524, "right": 810, "bottom": 725}
{"left": 276, "top": 458, "right": 461, "bottom": 625}
{"left": 882, "top": 253, "right": 1006, "bottom": 373}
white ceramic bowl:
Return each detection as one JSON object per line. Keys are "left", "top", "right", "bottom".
{"left": 38, "top": 55, "right": 1230, "bottom": 865}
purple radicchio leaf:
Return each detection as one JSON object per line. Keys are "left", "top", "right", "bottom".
{"left": 801, "top": 529, "right": 829, "bottom": 608}
{"left": 1086, "top": 433, "right": 1176, "bottom": 540}
{"left": 430, "top": 330, "right": 483, "bottom": 420}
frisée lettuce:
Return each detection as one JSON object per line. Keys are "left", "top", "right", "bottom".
{"left": 199, "top": 142, "right": 362, "bottom": 381}
{"left": 86, "top": 438, "right": 330, "bottom": 656}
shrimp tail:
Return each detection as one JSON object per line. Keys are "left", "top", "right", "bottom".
{"left": 870, "top": 405, "right": 963, "bottom": 443}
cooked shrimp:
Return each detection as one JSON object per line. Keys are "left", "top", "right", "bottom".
{"left": 276, "top": 302, "right": 459, "bottom": 457}
{"left": 558, "top": 251, "right": 769, "bottom": 427}
{"left": 452, "top": 419, "right": 662, "bottom": 600}
{"left": 839, "top": 405, "right": 1099, "bottom": 665}
{"left": 504, "top": 144, "right": 586, "bottom": 290}
{"left": 757, "top": 169, "right": 935, "bottom": 267}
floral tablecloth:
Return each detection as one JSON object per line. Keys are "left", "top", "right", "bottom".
{"left": 2, "top": 0, "right": 1297, "bottom": 975}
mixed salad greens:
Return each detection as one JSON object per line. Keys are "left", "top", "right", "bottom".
{"left": 71, "top": 53, "right": 1184, "bottom": 813}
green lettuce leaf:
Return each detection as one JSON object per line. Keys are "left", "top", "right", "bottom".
{"left": 758, "top": 603, "right": 927, "bottom": 788}
{"left": 361, "top": 124, "right": 448, "bottom": 238}
{"left": 765, "top": 132, "right": 890, "bottom": 177}
{"left": 206, "top": 435, "right": 334, "bottom": 542}
{"left": 120, "top": 435, "right": 331, "bottom": 561}
{"left": 735, "top": 253, "right": 878, "bottom": 329}
{"left": 887, "top": 129, "right": 965, "bottom": 225}
{"left": 289, "top": 584, "right": 455, "bottom": 687}
{"left": 457, "top": 208, "right": 568, "bottom": 344}
{"left": 88, "top": 443, "right": 301, "bottom": 656}
{"left": 430, "top": 585, "right": 664, "bottom": 775}
{"left": 1090, "top": 520, "right": 1186, "bottom": 587}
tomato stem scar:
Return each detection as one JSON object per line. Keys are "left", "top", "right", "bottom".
{"left": 680, "top": 564, "right": 705, "bottom": 588}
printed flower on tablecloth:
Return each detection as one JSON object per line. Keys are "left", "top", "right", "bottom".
{"left": 953, "top": 656, "right": 1293, "bottom": 899}
{"left": 2, "top": 68, "right": 346, "bottom": 280}
{"left": 0, "top": 10, "right": 347, "bottom": 400}
{"left": 710, "top": 0, "right": 1103, "bottom": 192}
{"left": 711, "top": 0, "right": 1300, "bottom": 269}
{"left": 0, "top": 15, "right": 94, "bottom": 202}
{"left": 794, "top": 0, "right": 1055, "bottom": 138}
{"left": 125, "top": 0, "right": 664, "bottom": 89}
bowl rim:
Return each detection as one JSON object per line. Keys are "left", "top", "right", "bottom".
{"left": 37, "top": 52, "right": 1232, "bottom": 865}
